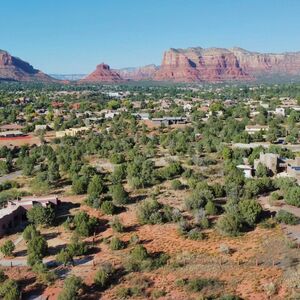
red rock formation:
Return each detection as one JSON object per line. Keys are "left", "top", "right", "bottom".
{"left": 153, "top": 47, "right": 300, "bottom": 82}
{"left": 154, "top": 48, "right": 251, "bottom": 82}
{"left": 0, "top": 50, "right": 56, "bottom": 82}
{"left": 80, "top": 63, "right": 123, "bottom": 83}
{"left": 116, "top": 64, "right": 159, "bottom": 80}
{"left": 231, "top": 47, "right": 300, "bottom": 75}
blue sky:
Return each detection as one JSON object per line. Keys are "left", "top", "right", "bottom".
{"left": 1, "top": 0, "right": 300, "bottom": 73}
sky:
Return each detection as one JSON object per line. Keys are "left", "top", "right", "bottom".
{"left": 1, "top": 0, "right": 300, "bottom": 74}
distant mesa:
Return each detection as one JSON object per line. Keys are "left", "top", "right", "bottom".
{"left": 116, "top": 64, "right": 159, "bottom": 81}
{"left": 80, "top": 63, "right": 124, "bottom": 83}
{"left": 153, "top": 47, "right": 300, "bottom": 83}
{"left": 0, "top": 49, "right": 56, "bottom": 82}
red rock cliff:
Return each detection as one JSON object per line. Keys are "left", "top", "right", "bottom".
{"left": 0, "top": 50, "right": 56, "bottom": 82}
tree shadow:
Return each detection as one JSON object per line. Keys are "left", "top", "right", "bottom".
{"left": 47, "top": 243, "right": 67, "bottom": 255}
{"left": 55, "top": 201, "right": 81, "bottom": 226}
{"left": 14, "top": 249, "right": 27, "bottom": 257}
{"left": 43, "top": 232, "right": 60, "bottom": 240}
{"left": 128, "top": 194, "right": 147, "bottom": 204}
{"left": 125, "top": 224, "right": 140, "bottom": 233}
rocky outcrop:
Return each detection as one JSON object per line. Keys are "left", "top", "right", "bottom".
{"left": 154, "top": 47, "right": 251, "bottom": 82}
{"left": 116, "top": 64, "right": 159, "bottom": 80}
{"left": 0, "top": 50, "right": 56, "bottom": 82}
{"left": 80, "top": 63, "right": 123, "bottom": 83}
{"left": 153, "top": 47, "right": 300, "bottom": 82}
{"left": 231, "top": 47, "right": 300, "bottom": 76}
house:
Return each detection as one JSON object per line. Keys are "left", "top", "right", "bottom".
{"left": 56, "top": 127, "right": 90, "bottom": 138}
{"left": 35, "top": 125, "right": 49, "bottom": 132}
{"left": 254, "top": 152, "right": 286, "bottom": 175}
{"left": 132, "top": 113, "right": 150, "bottom": 120}
{"left": 275, "top": 107, "right": 285, "bottom": 117}
{"left": 0, "top": 196, "right": 59, "bottom": 237}
{"left": 0, "top": 124, "right": 24, "bottom": 132}
{"left": 102, "top": 110, "right": 120, "bottom": 119}
{"left": 183, "top": 104, "right": 192, "bottom": 111}
{"left": 51, "top": 101, "right": 64, "bottom": 108}
{"left": 0, "top": 130, "right": 25, "bottom": 138}
{"left": 70, "top": 103, "right": 81, "bottom": 110}
{"left": 237, "top": 164, "right": 253, "bottom": 178}
{"left": 152, "top": 117, "right": 188, "bottom": 126}
{"left": 245, "top": 125, "right": 269, "bottom": 135}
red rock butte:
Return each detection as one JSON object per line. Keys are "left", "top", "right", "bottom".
{"left": 80, "top": 63, "right": 124, "bottom": 83}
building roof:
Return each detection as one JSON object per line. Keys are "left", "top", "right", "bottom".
{"left": 0, "top": 124, "right": 24, "bottom": 131}
{"left": 0, "top": 130, "right": 24, "bottom": 137}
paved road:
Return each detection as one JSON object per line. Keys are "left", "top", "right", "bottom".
{"left": 232, "top": 142, "right": 300, "bottom": 152}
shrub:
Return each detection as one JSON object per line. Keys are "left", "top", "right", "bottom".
{"left": 285, "top": 186, "right": 300, "bottom": 207}
{"left": 126, "top": 245, "right": 169, "bottom": 272}
{"left": 110, "top": 164, "right": 127, "bottom": 184}
{"left": 129, "top": 234, "right": 140, "bottom": 245}
{"left": 0, "top": 240, "right": 15, "bottom": 257}
{"left": 27, "top": 235, "right": 48, "bottom": 266}
{"left": 110, "top": 184, "right": 128, "bottom": 205}
{"left": 216, "top": 213, "right": 242, "bottom": 236}
{"left": 32, "top": 263, "right": 57, "bottom": 285}
{"left": 101, "top": 201, "right": 116, "bottom": 215}
{"left": 205, "top": 200, "right": 217, "bottom": 215}
{"left": 56, "top": 249, "right": 74, "bottom": 266}
{"left": 67, "top": 234, "right": 88, "bottom": 256}
{"left": 187, "top": 278, "right": 221, "bottom": 292}
{"left": 177, "top": 277, "right": 222, "bottom": 293}
{"left": 158, "top": 161, "right": 183, "bottom": 180}
{"left": 110, "top": 217, "right": 124, "bottom": 233}
{"left": 171, "top": 179, "right": 182, "bottom": 190}
{"left": 256, "top": 162, "right": 269, "bottom": 177}
{"left": 0, "top": 269, "right": 7, "bottom": 283}
{"left": 259, "top": 218, "right": 277, "bottom": 229}
{"left": 219, "top": 244, "right": 232, "bottom": 255}
{"left": 87, "top": 175, "right": 104, "bottom": 198}
{"left": 238, "top": 199, "right": 262, "bottom": 227}
{"left": 0, "top": 279, "right": 20, "bottom": 300}
{"left": 185, "top": 189, "right": 213, "bottom": 211}
{"left": 58, "top": 275, "right": 83, "bottom": 300}
{"left": 73, "top": 211, "right": 98, "bottom": 237}
{"left": 276, "top": 210, "right": 299, "bottom": 225}
{"left": 23, "top": 224, "right": 39, "bottom": 241}
{"left": 151, "top": 289, "right": 167, "bottom": 299}
{"left": 27, "top": 205, "right": 55, "bottom": 227}
{"left": 270, "top": 192, "right": 281, "bottom": 201}
{"left": 72, "top": 176, "right": 88, "bottom": 195}
{"left": 137, "top": 199, "right": 173, "bottom": 225}
{"left": 110, "top": 153, "right": 125, "bottom": 164}
{"left": 94, "top": 263, "right": 115, "bottom": 289}
{"left": 110, "top": 237, "right": 125, "bottom": 250}
{"left": 187, "top": 228, "right": 205, "bottom": 241}
{"left": 177, "top": 219, "right": 191, "bottom": 236}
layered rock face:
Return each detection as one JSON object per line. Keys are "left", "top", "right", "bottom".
{"left": 117, "top": 64, "right": 159, "bottom": 80}
{"left": 81, "top": 63, "right": 123, "bottom": 83}
{"left": 153, "top": 47, "right": 300, "bottom": 82}
{"left": 0, "top": 50, "right": 55, "bottom": 82}
{"left": 231, "top": 47, "right": 300, "bottom": 75}
{"left": 154, "top": 47, "right": 251, "bottom": 82}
